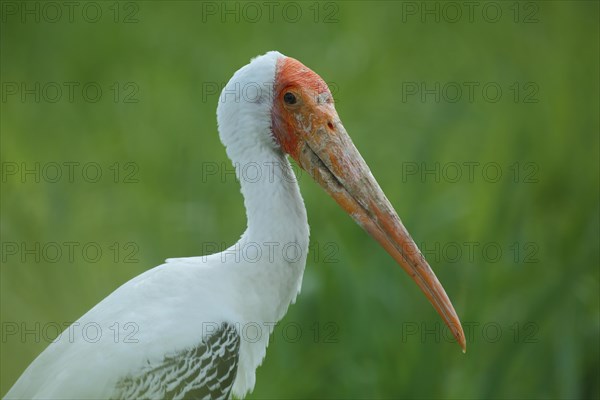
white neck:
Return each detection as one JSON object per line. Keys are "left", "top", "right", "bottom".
{"left": 226, "top": 137, "right": 309, "bottom": 250}
{"left": 214, "top": 50, "right": 309, "bottom": 326}
{"left": 221, "top": 131, "right": 310, "bottom": 325}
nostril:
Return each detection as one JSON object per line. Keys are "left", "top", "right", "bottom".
{"left": 327, "top": 121, "right": 334, "bottom": 130}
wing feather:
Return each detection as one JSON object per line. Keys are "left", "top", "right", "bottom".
{"left": 112, "top": 323, "right": 240, "bottom": 400}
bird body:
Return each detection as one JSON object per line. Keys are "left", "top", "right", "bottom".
{"left": 5, "top": 51, "right": 464, "bottom": 400}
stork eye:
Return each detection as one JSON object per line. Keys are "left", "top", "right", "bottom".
{"left": 283, "top": 92, "right": 297, "bottom": 105}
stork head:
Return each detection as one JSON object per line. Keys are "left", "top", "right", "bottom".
{"left": 217, "top": 52, "right": 466, "bottom": 352}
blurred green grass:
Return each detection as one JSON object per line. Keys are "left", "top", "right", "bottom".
{"left": 1, "top": 1, "right": 598, "bottom": 399}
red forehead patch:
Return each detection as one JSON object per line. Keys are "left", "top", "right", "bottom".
{"left": 275, "top": 57, "right": 330, "bottom": 95}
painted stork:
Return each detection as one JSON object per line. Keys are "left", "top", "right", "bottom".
{"left": 5, "top": 51, "right": 465, "bottom": 400}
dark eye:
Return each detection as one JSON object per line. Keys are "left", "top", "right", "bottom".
{"left": 283, "top": 92, "right": 297, "bottom": 105}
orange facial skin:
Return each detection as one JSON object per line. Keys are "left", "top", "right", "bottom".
{"left": 271, "top": 56, "right": 335, "bottom": 160}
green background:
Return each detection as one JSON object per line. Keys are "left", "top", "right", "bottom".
{"left": 1, "top": 1, "right": 598, "bottom": 398}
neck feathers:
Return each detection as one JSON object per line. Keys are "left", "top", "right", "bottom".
{"left": 227, "top": 138, "right": 309, "bottom": 248}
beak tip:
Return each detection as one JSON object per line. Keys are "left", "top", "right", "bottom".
{"left": 456, "top": 326, "right": 467, "bottom": 353}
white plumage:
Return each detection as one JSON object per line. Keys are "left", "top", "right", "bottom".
{"left": 6, "top": 51, "right": 308, "bottom": 400}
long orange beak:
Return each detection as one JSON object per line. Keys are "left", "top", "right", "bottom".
{"left": 292, "top": 105, "right": 466, "bottom": 352}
